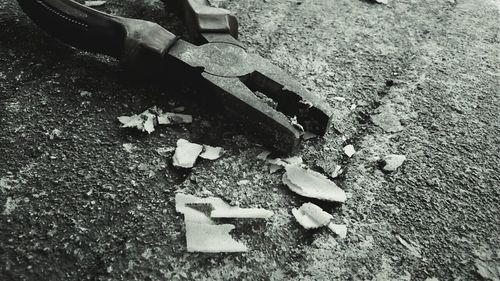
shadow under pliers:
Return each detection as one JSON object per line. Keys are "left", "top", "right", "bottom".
{"left": 15, "top": 0, "right": 333, "bottom": 154}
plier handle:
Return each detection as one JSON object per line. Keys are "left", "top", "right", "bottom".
{"left": 16, "top": 0, "right": 333, "bottom": 153}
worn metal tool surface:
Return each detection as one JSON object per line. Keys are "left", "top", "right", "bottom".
{"left": 16, "top": 0, "right": 333, "bottom": 153}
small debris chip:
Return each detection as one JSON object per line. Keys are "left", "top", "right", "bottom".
{"left": 84, "top": 1, "right": 107, "bottom": 7}
{"left": 80, "top": 90, "right": 92, "bottom": 97}
{"left": 374, "top": 0, "right": 389, "bottom": 4}
{"left": 172, "top": 139, "right": 203, "bottom": 168}
{"left": 292, "top": 202, "right": 332, "bottom": 229}
{"left": 396, "top": 235, "right": 422, "bottom": 258}
{"left": 292, "top": 203, "right": 348, "bottom": 238}
{"left": 199, "top": 145, "right": 224, "bottom": 160}
{"left": 343, "top": 144, "right": 356, "bottom": 157}
{"left": 49, "top": 129, "right": 62, "bottom": 140}
{"left": 283, "top": 165, "right": 346, "bottom": 202}
{"left": 382, "top": 154, "right": 406, "bottom": 172}
{"left": 328, "top": 224, "right": 347, "bottom": 239}
{"left": 122, "top": 143, "right": 136, "bottom": 153}
{"left": 331, "top": 165, "right": 343, "bottom": 178}
{"left": 267, "top": 156, "right": 303, "bottom": 173}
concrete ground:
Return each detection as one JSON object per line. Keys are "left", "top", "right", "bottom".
{"left": 1, "top": 0, "right": 499, "bottom": 280}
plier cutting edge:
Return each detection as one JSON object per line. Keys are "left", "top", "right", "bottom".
{"left": 16, "top": 0, "right": 333, "bottom": 153}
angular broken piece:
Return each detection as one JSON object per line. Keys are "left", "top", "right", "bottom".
{"left": 118, "top": 109, "right": 156, "bottom": 134}
{"left": 175, "top": 193, "right": 273, "bottom": 219}
{"left": 292, "top": 202, "right": 332, "bottom": 229}
{"left": 185, "top": 222, "right": 248, "bottom": 253}
{"left": 172, "top": 139, "right": 203, "bottom": 168}
{"left": 199, "top": 145, "right": 224, "bottom": 160}
{"left": 283, "top": 165, "right": 346, "bottom": 202}
{"left": 175, "top": 193, "right": 273, "bottom": 253}
{"left": 292, "top": 202, "right": 348, "bottom": 238}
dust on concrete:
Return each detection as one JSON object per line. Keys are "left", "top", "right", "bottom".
{"left": 1, "top": 0, "right": 499, "bottom": 280}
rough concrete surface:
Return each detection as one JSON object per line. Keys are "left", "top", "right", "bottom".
{"left": 1, "top": 0, "right": 499, "bottom": 280}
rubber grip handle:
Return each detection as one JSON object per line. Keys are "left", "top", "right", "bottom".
{"left": 17, "top": 0, "right": 177, "bottom": 65}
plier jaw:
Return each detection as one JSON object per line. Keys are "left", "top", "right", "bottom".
{"left": 167, "top": 39, "right": 333, "bottom": 153}
{"left": 16, "top": 0, "right": 333, "bottom": 153}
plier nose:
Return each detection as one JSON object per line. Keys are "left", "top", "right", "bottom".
{"left": 16, "top": 0, "right": 333, "bottom": 153}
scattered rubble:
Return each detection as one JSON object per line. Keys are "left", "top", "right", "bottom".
{"left": 118, "top": 106, "right": 192, "bottom": 134}
{"left": 283, "top": 165, "right": 346, "bottom": 202}
{"left": 175, "top": 193, "right": 273, "bottom": 252}
{"left": 382, "top": 154, "right": 406, "bottom": 172}
{"left": 292, "top": 203, "right": 347, "bottom": 238}
{"left": 172, "top": 140, "right": 224, "bottom": 168}
{"left": 328, "top": 224, "right": 347, "bottom": 239}
{"left": 172, "top": 139, "right": 203, "bottom": 168}
{"left": 343, "top": 144, "right": 356, "bottom": 157}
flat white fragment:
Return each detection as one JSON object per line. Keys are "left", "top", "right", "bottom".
{"left": 199, "top": 145, "right": 224, "bottom": 160}
{"left": 374, "top": 0, "right": 389, "bottom": 4}
{"left": 84, "top": 1, "right": 107, "bottom": 7}
{"left": 292, "top": 202, "right": 333, "bottom": 229}
{"left": 382, "top": 154, "right": 406, "bottom": 172}
{"left": 175, "top": 193, "right": 273, "bottom": 219}
{"left": 157, "top": 112, "right": 193, "bottom": 125}
{"left": 185, "top": 222, "right": 247, "bottom": 253}
{"left": 175, "top": 193, "right": 273, "bottom": 253}
{"left": 283, "top": 165, "right": 346, "bottom": 202}
{"left": 396, "top": 235, "right": 422, "bottom": 258}
{"left": 328, "top": 224, "right": 347, "bottom": 238}
{"left": 118, "top": 109, "right": 156, "bottom": 134}
{"left": 267, "top": 156, "right": 303, "bottom": 173}
{"left": 343, "top": 145, "right": 356, "bottom": 157}
{"left": 172, "top": 139, "right": 203, "bottom": 168}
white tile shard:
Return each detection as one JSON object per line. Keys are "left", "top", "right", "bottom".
{"left": 84, "top": 1, "right": 107, "bottom": 7}
{"left": 328, "top": 224, "right": 348, "bottom": 239}
{"left": 283, "top": 165, "right": 346, "bottom": 202}
{"left": 118, "top": 107, "right": 192, "bottom": 134}
{"left": 382, "top": 154, "right": 406, "bottom": 172}
{"left": 199, "top": 145, "right": 224, "bottom": 160}
{"left": 175, "top": 193, "right": 273, "bottom": 253}
{"left": 172, "top": 139, "right": 203, "bottom": 168}
{"left": 185, "top": 222, "right": 248, "bottom": 253}
{"left": 292, "top": 202, "right": 332, "bottom": 229}
{"left": 343, "top": 144, "right": 356, "bottom": 157}
{"left": 175, "top": 193, "right": 273, "bottom": 219}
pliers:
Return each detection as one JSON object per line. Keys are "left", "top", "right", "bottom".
{"left": 16, "top": 0, "right": 333, "bottom": 153}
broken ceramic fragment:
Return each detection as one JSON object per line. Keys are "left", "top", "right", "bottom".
{"left": 292, "top": 202, "right": 333, "bottom": 229}
{"left": 328, "top": 224, "right": 347, "bottom": 239}
{"left": 382, "top": 154, "right": 406, "bottom": 172}
{"left": 343, "top": 145, "right": 356, "bottom": 157}
{"left": 175, "top": 193, "right": 273, "bottom": 219}
{"left": 185, "top": 222, "right": 248, "bottom": 253}
{"left": 283, "top": 165, "right": 346, "bottom": 202}
{"left": 199, "top": 145, "right": 224, "bottom": 160}
{"left": 118, "top": 108, "right": 157, "bottom": 134}
{"left": 172, "top": 139, "right": 203, "bottom": 168}
{"left": 175, "top": 193, "right": 273, "bottom": 253}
